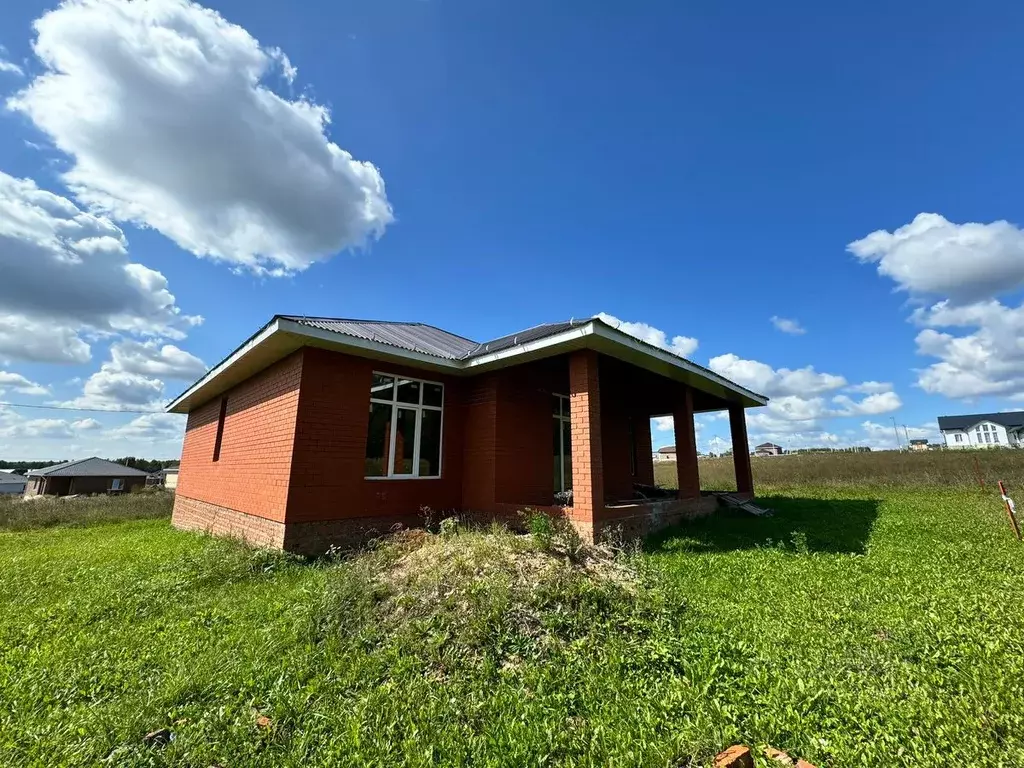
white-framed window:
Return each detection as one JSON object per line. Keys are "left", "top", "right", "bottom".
{"left": 954, "top": 433, "right": 963, "bottom": 443}
{"left": 110, "top": 478, "right": 124, "bottom": 491}
{"left": 993, "top": 431, "right": 1000, "bottom": 443}
{"left": 984, "top": 432, "right": 991, "bottom": 444}
{"left": 553, "top": 394, "right": 573, "bottom": 493}
{"left": 365, "top": 373, "right": 443, "bottom": 479}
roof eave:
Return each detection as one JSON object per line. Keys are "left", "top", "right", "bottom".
{"left": 167, "top": 316, "right": 768, "bottom": 414}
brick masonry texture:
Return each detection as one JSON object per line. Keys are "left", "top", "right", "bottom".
{"left": 174, "top": 344, "right": 752, "bottom": 554}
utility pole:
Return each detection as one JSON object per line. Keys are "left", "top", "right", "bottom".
{"left": 891, "top": 416, "right": 902, "bottom": 450}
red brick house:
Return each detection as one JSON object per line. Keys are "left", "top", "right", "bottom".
{"left": 168, "top": 315, "right": 767, "bottom": 553}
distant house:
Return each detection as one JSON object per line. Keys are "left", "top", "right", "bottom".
{"left": 938, "top": 412, "right": 1024, "bottom": 449}
{"left": 161, "top": 467, "right": 179, "bottom": 490}
{"left": 25, "top": 457, "right": 150, "bottom": 497}
{"left": 653, "top": 445, "right": 677, "bottom": 462}
{"left": 0, "top": 471, "right": 26, "bottom": 495}
{"left": 908, "top": 439, "right": 929, "bottom": 452}
{"left": 753, "top": 442, "right": 783, "bottom": 457}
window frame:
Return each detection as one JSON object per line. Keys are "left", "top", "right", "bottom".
{"left": 365, "top": 372, "right": 445, "bottom": 480}
{"left": 553, "top": 394, "right": 572, "bottom": 493}
{"left": 110, "top": 478, "right": 124, "bottom": 491}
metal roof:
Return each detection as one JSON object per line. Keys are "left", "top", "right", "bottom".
{"left": 937, "top": 411, "right": 1024, "bottom": 431}
{"left": 168, "top": 314, "right": 769, "bottom": 413}
{"left": 27, "top": 457, "right": 151, "bottom": 478}
{"left": 0, "top": 472, "right": 25, "bottom": 485}
{"left": 282, "top": 317, "right": 479, "bottom": 360}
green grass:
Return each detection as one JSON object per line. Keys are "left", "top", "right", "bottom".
{"left": 2, "top": 488, "right": 1024, "bottom": 766}
{"left": 656, "top": 448, "right": 1024, "bottom": 491}
{"left": 0, "top": 490, "right": 173, "bottom": 531}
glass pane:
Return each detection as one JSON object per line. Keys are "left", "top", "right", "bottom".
{"left": 394, "top": 408, "right": 417, "bottom": 474}
{"left": 371, "top": 374, "right": 394, "bottom": 401}
{"left": 552, "top": 395, "right": 562, "bottom": 416}
{"left": 423, "top": 382, "right": 444, "bottom": 408}
{"left": 562, "top": 419, "right": 573, "bottom": 491}
{"left": 365, "top": 402, "right": 393, "bottom": 476}
{"left": 419, "top": 409, "right": 442, "bottom": 477}
{"left": 397, "top": 378, "right": 420, "bottom": 404}
{"left": 553, "top": 417, "right": 562, "bottom": 492}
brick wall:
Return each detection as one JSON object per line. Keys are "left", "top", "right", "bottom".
{"left": 286, "top": 348, "right": 465, "bottom": 522}
{"left": 175, "top": 352, "right": 303, "bottom": 524}
{"left": 494, "top": 358, "right": 568, "bottom": 507}
{"left": 461, "top": 374, "right": 498, "bottom": 510}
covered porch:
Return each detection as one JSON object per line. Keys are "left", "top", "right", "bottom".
{"left": 559, "top": 349, "right": 758, "bottom": 542}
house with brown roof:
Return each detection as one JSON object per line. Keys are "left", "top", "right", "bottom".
{"left": 167, "top": 315, "right": 768, "bottom": 553}
{"left": 25, "top": 457, "right": 150, "bottom": 497}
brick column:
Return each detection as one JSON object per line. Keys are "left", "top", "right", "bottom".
{"left": 729, "top": 402, "right": 754, "bottom": 497}
{"left": 569, "top": 350, "right": 604, "bottom": 537}
{"left": 672, "top": 387, "right": 701, "bottom": 499}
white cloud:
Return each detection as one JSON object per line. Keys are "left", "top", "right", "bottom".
{"left": 846, "top": 381, "right": 893, "bottom": 395}
{"left": 105, "top": 413, "right": 184, "bottom": 442}
{"left": 832, "top": 391, "right": 902, "bottom": 416}
{"left": 0, "top": 59, "right": 23, "bottom": 76}
{"left": 0, "top": 413, "right": 101, "bottom": 440}
{"left": 652, "top": 416, "right": 674, "bottom": 432}
{"left": 597, "top": 313, "right": 698, "bottom": 358}
{"left": 10, "top": 0, "right": 393, "bottom": 275}
{"left": 709, "top": 353, "right": 902, "bottom": 440}
{"left": 63, "top": 369, "right": 165, "bottom": 411}
{"left": 770, "top": 316, "right": 806, "bottom": 335}
{"left": 0, "top": 172, "right": 199, "bottom": 363}
{"left": 848, "top": 213, "right": 1024, "bottom": 304}
{"left": 0, "top": 372, "right": 49, "bottom": 396}
{"left": 108, "top": 340, "right": 206, "bottom": 380}
{"left": 709, "top": 354, "right": 846, "bottom": 397}
{"left": 908, "top": 299, "right": 1024, "bottom": 399}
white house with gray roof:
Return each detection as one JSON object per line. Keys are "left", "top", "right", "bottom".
{"left": 938, "top": 412, "right": 1024, "bottom": 449}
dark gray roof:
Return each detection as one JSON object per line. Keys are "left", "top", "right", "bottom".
{"left": 0, "top": 472, "right": 26, "bottom": 485}
{"left": 282, "top": 317, "right": 479, "bottom": 360}
{"left": 657, "top": 445, "right": 676, "bottom": 453}
{"left": 937, "top": 412, "right": 1024, "bottom": 431}
{"left": 27, "top": 457, "right": 150, "bottom": 478}
{"left": 465, "top": 321, "right": 581, "bottom": 357}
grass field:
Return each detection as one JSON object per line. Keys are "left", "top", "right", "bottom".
{"left": 656, "top": 448, "right": 1024, "bottom": 491}
{"left": 2, "top": 482, "right": 1023, "bottom": 766}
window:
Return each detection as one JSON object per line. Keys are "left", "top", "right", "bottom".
{"left": 212, "top": 397, "right": 228, "bottom": 462}
{"left": 553, "top": 395, "right": 572, "bottom": 493}
{"left": 993, "top": 431, "right": 1000, "bottom": 444}
{"left": 365, "top": 373, "right": 443, "bottom": 478}
{"left": 111, "top": 478, "right": 124, "bottom": 491}
{"left": 985, "top": 432, "right": 992, "bottom": 444}
{"left": 954, "top": 434, "right": 963, "bottom": 443}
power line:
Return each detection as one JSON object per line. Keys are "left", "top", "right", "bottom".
{"left": 0, "top": 401, "right": 169, "bottom": 415}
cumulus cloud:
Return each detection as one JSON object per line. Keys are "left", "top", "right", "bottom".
{"left": 652, "top": 416, "right": 674, "bottom": 432}
{"left": 709, "top": 354, "right": 846, "bottom": 397}
{"left": 848, "top": 213, "right": 1024, "bottom": 304}
{"left": 9, "top": 0, "right": 393, "bottom": 275}
{"left": 846, "top": 381, "right": 893, "bottom": 395}
{"left": 0, "top": 59, "right": 23, "bottom": 76}
{"left": 105, "top": 412, "right": 185, "bottom": 441}
{"left": 63, "top": 369, "right": 166, "bottom": 411}
{"left": 0, "top": 414, "right": 98, "bottom": 440}
{"left": 0, "top": 172, "right": 199, "bottom": 363}
{"left": 597, "top": 313, "right": 698, "bottom": 358}
{"left": 0, "top": 372, "right": 49, "bottom": 396}
{"left": 108, "top": 340, "right": 206, "bottom": 380}
{"left": 862, "top": 420, "right": 935, "bottom": 449}
{"left": 832, "top": 391, "right": 903, "bottom": 416}
{"left": 770, "top": 316, "right": 806, "bottom": 335}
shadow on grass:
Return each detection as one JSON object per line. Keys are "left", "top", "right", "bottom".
{"left": 646, "top": 495, "right": 881, "bottom": 555}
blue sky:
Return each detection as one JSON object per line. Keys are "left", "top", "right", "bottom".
{"left": 2, "top": 0, "right": 1024, "bottom": 459}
